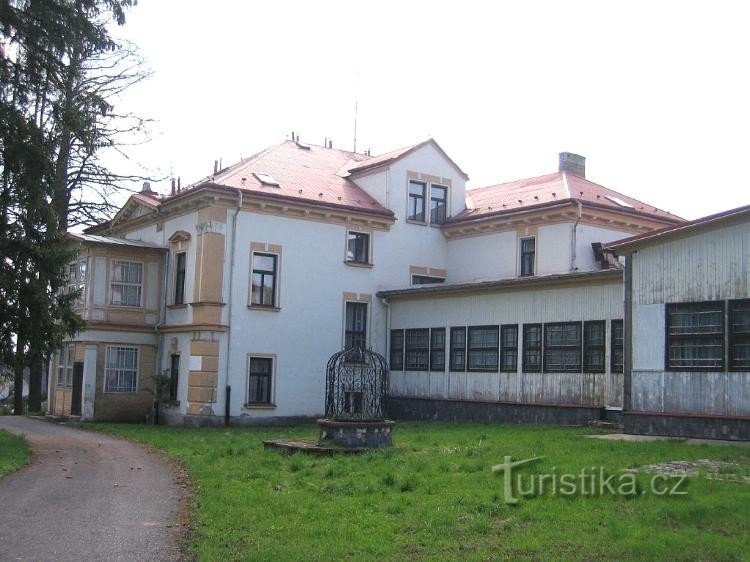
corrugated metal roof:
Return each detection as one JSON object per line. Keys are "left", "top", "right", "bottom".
{"left": 67, "top": 233, "right": 167, "bottom": 249}
{"left": 377, "top": 269, "right": 623, "bottom": 299}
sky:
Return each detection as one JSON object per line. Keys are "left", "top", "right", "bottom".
{"left": 110, "top": 0, "right": 750, "bottom": 220}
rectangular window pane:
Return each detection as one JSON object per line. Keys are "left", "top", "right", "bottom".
{"left": 110, "top": 261, "right": 143, "bottom": 306}
{"left": 105, "top": 346, "right": 138, "bottom": 392}
{"left": 583, "top": 321, "right": 605, "bottom": 373}
{"left": 523, "top": 324, "right": 542, "bottom": 372}
{"left": 667, "top": 302, "right": 724, "bottom": 369}
{"left": 467, "top": 326, "right": 499, "bottom": 371}
{"left": 174, "top": 252, "right": 186, "bottom": 305}
{"left": 450, "top": 327, "right": 466, "bottom": 371}
{"left": 430, "top": 328, "right": 446, "bottom": 371}
{"left": 520, "top": 238, "right": 535, "bottom": 276}
{"left": 430, "top": 185, "right": 448, "bottom": 225}
{"left": 248, "top": 357, "right": 272, "bottom": 403}
{"left": 408, "top": 180, "right": 426, "bottom": 222}
{"left": 544, "top": 322, "right": 582, "bottom": 372}
{"left": 500, "top": 325, "right": 518, "bottom": 372}
{"left": 347, "top": 231, "right": 370, "bottom": 264}
{"left": 345, "top": 302, "right": 368, "bottom": 350}
{"left": 611, "top": 319, "right": 624, "bottom": 374}
{"left": 390, "top": 329, "right": 404, "bottom": 370}
{"left": 251, "top": 253, "right": 277, "bottom": 306}
{"left": 405, "top": 328, "right": 429, "bottom": 370}
{"left": 730, "top": 299, "right": 750, "bottom": 370}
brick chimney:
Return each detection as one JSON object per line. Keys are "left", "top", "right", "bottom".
{"left": 559, "top": 152, "right": 585, "bottom": 178}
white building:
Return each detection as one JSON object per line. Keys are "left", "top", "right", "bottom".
{"left": 49, "top": 138, "right": 683, "bottom": 426}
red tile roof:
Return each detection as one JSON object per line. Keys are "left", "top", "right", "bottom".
{"left": 347, "top": 138, "right": 470, "bottom": 180}
{"left": 605, "top": 203, "right": 750, "bottom": 253}
{"left": 449, "top": 171, "right": 682, "bottom": 225}
{"left": 175, "top": 141, "right": 393, "bottom": 217}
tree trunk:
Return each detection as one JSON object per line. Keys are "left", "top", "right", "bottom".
{"left": 13, "top": 360, "right": 24, "bottom": 416}
{"left": 28, "top": 350, "right": 43, "bottom": 413}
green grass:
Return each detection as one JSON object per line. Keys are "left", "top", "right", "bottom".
{"left": 0, "top": 428, "right": 30, "bottom": 476}
{"left": 86, "top": 422, "right": 750, "bottom": 561}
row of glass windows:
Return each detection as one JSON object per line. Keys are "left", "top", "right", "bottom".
{"left": 408, "top": 180, "right": 448, "bottom": 224}
{"left": 391, "top": 320, "right": 624, "bottom": 374}
{"left": 667, "top": 299, "right": 750, "bottom": 371}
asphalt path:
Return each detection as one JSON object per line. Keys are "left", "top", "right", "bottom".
{"left": 0, "top": 416, "right": 185, "bottom": 561}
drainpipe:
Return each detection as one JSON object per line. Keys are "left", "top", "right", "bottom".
{"left": 382, "top": 297, "right": 391, "bottom": 362}
{"left": 223, "top": 189, "right": 243, "bottom": 424}
{"left": 155, "top": 231, "right": 170, "bottom": 422}
{"left": 570, "top": 201, "right": 582, "bottom": 271}
{"left": 623, "top": 254, "right": 633, "bottom": 412}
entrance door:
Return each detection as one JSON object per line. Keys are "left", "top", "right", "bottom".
{"left": 71, "top": 362, "right": 83, "bottom": 416}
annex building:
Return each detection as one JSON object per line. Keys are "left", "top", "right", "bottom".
{"left": 47, "top": 138, "right": 749, "bottom": 440}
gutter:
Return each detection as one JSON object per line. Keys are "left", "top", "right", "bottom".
{"left": 570, "top": 200, "right": 582, "bottom": 271}
{"left": 222, "top": 189, "right": 243, "bottom": 420}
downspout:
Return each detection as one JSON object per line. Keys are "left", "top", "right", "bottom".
{"left": 223, "top": 189, "right": 243, "bottom": 424}
{"left": 155, "top": 223, "right": 169, "bottom": 422}
{"left": 570, "top": 200, "right": 582, "bottom": 271}
{"left": 382, "top": 297, "right": 391, "bottom": 415}
{"left": 623, "top": 254, "right": 633, "bottom": 412}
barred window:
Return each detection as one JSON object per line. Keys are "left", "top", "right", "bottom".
{"left": 405, "top": 329, "right": 430, "bottom": 371}
{"left": 450, "top": 327, "right": 466, "bottom": 371}
{"left": 522, "top": 324, "right": 542, "bottom": 372}
{"left": 467, "top": 326, "right": 498, "bottom": 372}
{"left": 611, "top": 319, "right": 624, "bottom": 374}
{"left": 430, "top": 328, "right": 446, "bottom": 371}
{"left": 345, "top": 302, "right": 368, "bottom": 350}
{"left": 390, "top": 329, "right": 404, "bottom": 370}
{"left": 583, "top": 321, "right": 606, "bottom": 373}
{"left": 105, "top": 346, "right": 138, "bottom": 393}
{"left": 667, "top": 302, "right": 724, "bottom": 370}
{"left": 110, "top": 260, "right": 142, "bottom": 307}
{"left": 544, "top": 323, "right": 582, "bottom": 372}
{"left": 500, "top": 325, "right": 518, "bottom": 372}
{"left": 730, "top": 299, "right": 750, "bottom": 370}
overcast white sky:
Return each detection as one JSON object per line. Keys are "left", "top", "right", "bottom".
{"left": 112, "top": 0, "right": 750, "bottom": 220}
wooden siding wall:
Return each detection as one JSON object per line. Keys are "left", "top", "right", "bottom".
{"left": 631, "top": 221, "right": 750, "bottom": 417}
{"left": 389, "top": 280, "right": 624, "bottom": 408}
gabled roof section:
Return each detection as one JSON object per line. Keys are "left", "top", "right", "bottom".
{"left": 346, "top": 138, "right": 470, "bottom": 180}
{"left": 108, "top": 192, "right": 161, "bottom": 228}
{"left": 67, "top": 232, "right": 166, "bottom": 249}
{"left": 605, "top": 203, "right": 750, "bottom": 254}
{"left": 449, "top": 171, "right": 682, "bottom": 225}
{"left": 173, "top": 140, "right": 393, "bottom": 217}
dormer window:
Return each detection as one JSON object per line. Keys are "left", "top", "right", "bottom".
{"left": 253, "top": 172, "right": 280, "bottom": 187}
{"left": 408, "top": 180, "right": 426, "bottom": 222}
{"left": 430, "top": 184, "right": 448, "bottom": 225}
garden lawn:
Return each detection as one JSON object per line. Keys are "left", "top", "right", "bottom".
{"left": 87, "top": 422, "right": 750, "bottom": 561}
{"left": 0, "top": 428, "right": 30, "bottom": 476}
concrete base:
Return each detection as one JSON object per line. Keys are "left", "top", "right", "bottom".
{"left": 317, "top": 418, "right": 395, "bottom": 448}
{"left": 388, "top": 396, "right": 603, "bottom": 426}
{"left": 624, "top": 411, "right": 750, "bottom": 441}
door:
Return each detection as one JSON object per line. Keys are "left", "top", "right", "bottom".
{"left": 71, "top": 362, "right": 84, "bottom": 416}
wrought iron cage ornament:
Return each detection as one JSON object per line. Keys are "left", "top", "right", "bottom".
{"left": 325, "top": 346, "right": 389, "bottom": 421}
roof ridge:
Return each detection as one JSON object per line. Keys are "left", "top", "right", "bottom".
{"left": 468, "top": 171, "right": 562, "bottom": 192}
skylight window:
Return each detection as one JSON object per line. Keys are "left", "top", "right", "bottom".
{"left": 253, "top": 172, "right": 280, "bottom": 187}
{"left": 604, "top": 195, "right": 633, "bottom": 208}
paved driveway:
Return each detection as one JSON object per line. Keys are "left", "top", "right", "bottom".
{"left": 0, "top": 417, "right": 185, "bottom": 561}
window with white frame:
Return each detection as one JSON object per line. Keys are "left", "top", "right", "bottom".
{"left": 110, "top": 260, "right": 143, "bottom": 307}
{"left": 346, "top": 231, "right": 370, "bottom": 265}
{"left": 247, "top": 356, "right": 273, "bottom": 404}
{"left": 56, "top": 345, "right": 74, "bottom": 388}
{"left": 66, "top": 259, "right": 87, "bottom": 304}
{"left": 104, "top": 346, "right": 138, "bottom": 392}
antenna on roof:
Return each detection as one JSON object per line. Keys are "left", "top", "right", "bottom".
{"left": 213, "top": 160, "right": 219, "bottom": 174}
{"left": 353, "top": 71, "right": 359, "bottom": 153}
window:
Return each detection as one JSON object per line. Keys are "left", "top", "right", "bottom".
{"left": 251, "top": 253, "right": 277, "bottom": 307}
{"left": 500, "top": 325, "right": 518, "bottom": 372}
{"left": 390, "top": 329, "right": 404, "bottom": 370}
{"left": 611, "top": 320, "right": 624, "bottom": 374}
{"left": 430, "top": 328, "right": 446, "bottom": 371}
{"left": 253, "top": 172, "right": 279, "bottom": 186}
{"left": 411, "top": 275, "right": 446, "bottom": 285}
{"left": 544, "top": 322, "right": 582, "bottom": 372}
{"left": 408, "top": 180, "right": 426, "bottom": 222}
{"left": 583, "top": 321, "right": 606, "bottom": 373}
{"left": 346, "top": 231, "right": 370, "bottom": 264}
{"left": 105, "top": 346, "right": 138, "bottom": 393}
{"left": 450, "top": 327, "right": 466, "bottom": 371}
{"left": 247, "top": 356, "right": 273, "bottom": 404}
{"left": 430, "top": 184, "right": 448, "bottom": 225}
{"left": 730, "top": 299, "right": 750, "bottom": 370}
{"left": 520, "top": 237, "right": 535, "bottom": 276}
{"left": 344, "top": 302, "right": 368, "bottom": 350}
{"left": 467, "top": 326, "right": 499, "bottom": 372}
{"left": 67, "top": 259, "right": 87, "bottom": 304}
{"left": 56, "top": 345, "right": 74, "bottom": 388}
{"left": 405, "top": 328, "right": 430, "bottom": 370}
{"left": 522, "top": 324, "right": 542, "bottom": 372}
{"left": 169, "top": 354, "right": 180, "bottom": 402}
{"left": 667, "top": 302, "right": 724, "bottom": 370}
{"left": 110, "top": 260, "right": 143, "bottom": 307}
{"left": 174, "top": 252, "right": 186, "bottom": 304}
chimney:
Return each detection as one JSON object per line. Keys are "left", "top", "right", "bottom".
{"left": 141, "top": 181, "right": 152, "bottom": 193}
{"left": 559, "top": 152, "right": 585, "bottom": 177}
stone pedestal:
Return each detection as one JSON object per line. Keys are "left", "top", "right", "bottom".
{"left": 317, "top": 418, "right": 395, "bottom": 448}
